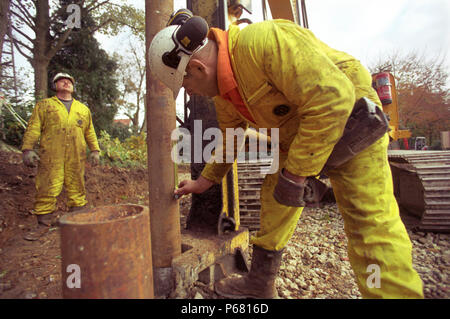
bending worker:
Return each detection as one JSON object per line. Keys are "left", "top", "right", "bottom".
{"left": 22, "top": 73, "right": 100, "bottom": 229}
{"left": 149, "top": 14, "right": 423, "bottom": 298}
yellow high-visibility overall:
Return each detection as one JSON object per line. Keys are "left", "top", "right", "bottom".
{"left": 22, "top": 96, "right": 100, "bottom": 214}
{"left": 201, "top": 20, "right": 423, "bottom": 298}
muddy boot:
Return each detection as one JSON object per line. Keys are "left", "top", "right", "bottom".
{"left": 68, "top": 205, "right": 87, "bottom": 213}
{"left": 23, "top": 212, "right": 56, "bottom": 241}
{"left": 215, "top": 245, "right": 283, "bottom": 299}
{"left": 23, "top": 224, "right": 50, "bottom": 241}
{"left": 36, "top": 212, "right": 58, "bottom": 227}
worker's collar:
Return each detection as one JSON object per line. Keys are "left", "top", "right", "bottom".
{"left": 208, "top": 28, "right": 238, "bottom": 97}
{"left": 58, "top": 97, "right": 73, "bottom": 102}
{"left": 54, "top": 94, "right": 74, "bottom": 102}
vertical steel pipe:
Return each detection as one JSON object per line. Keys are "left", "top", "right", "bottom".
{"left": 145, "top": 0, "right": 182, "bottom": 296}
{"left": 59, "top": 204, "right": 154, "bottom": 299}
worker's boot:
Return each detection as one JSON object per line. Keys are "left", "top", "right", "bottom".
{"left": 68, "top": 205, "right": 87, "bottom": 213}
{"left": 36, "top": 212, "right": 58, "bottom": 226}
{"left": 215, "top": 245, "right": 283, "bottom": 299}
{"left": 23, "top": 212, "right": 56, "bottom": 241}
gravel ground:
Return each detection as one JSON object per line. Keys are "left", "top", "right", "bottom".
{"left": 189, "top": 204, "right": 449, "bottom": 299}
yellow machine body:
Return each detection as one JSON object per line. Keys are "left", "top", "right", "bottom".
{"left": 372, "top": 72, "right": 411, "bottom": 141}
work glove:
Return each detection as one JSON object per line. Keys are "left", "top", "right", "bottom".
{"left": 89, "top": 151, "right": 100, "bottom": 167}
{"left": 273, "top": 169, "right": 306, "bottom": 207}
{"left": 22, "top": 150, "right": 40, "bottom": 167}
{"left": 274, "top": 170, "right": 330, "bottom": 207}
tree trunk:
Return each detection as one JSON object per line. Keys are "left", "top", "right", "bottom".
{"left": 33, "top": 0, "right": 50, "bottom": 99}
{"left": 34, "top": 57, "right": 50, "bottom": 99}
{"left": 132, "top": 91, "right": 140, "bottom": 134}
{"left": 0, "top": 0, "right": 11, "bottom": 63}
{"left": 140, "top": 93, "right": 147, "bottom": 133}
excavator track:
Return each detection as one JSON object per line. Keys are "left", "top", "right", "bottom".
{"left": 388, "top": 150, "right": 450, "bottom": 232}
{"left": 236, "top": 151, "right": 450, "bottom": 233}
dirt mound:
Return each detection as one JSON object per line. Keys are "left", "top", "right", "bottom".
{"left": 0, "top": 151, "right": 149, "bottom": 246}
{"left": 0, "top": 150, "right": 189, "bottom": 298}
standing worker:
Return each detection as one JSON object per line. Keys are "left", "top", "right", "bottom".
{"left": 149, "top": 14, "right": 423, "bottom": 298}
{"left": 22, "top": 73, "right": 100, "bottom": 235}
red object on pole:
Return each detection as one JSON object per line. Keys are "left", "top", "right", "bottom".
{"left": 403, "top": 138, "right": 409, "bottom": 150}
{"left": 375, "top": 72, "right": 393, "bottom": 105}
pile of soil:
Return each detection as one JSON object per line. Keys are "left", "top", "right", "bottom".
{"left": 0, "top": 150, "right": 189, "bottom": 298}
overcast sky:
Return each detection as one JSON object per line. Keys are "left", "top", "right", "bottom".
{"left": 305, "top": 0, "right": 449, "bottom": 71}
{"left": 106, "top": 0, "right": 449, "bottom": 65}
{"left": 93, "top": 0, "right": 449, "bottom": 120}
{"left": 12, "top": 0, "right": 448, "bottom": 118}
{"left": 15, "top": 0, "right": 450, "bottom": 83}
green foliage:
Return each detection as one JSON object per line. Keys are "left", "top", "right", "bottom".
{"left": 2, "top": 122, "right": 24, "bottom": 147}
{"left": 1, "top": 100, "right": 34, "bottom": 147}
{"left": 93, "top": 2, "right": 145, "bottom": 40}
{"left": 98, "top": 130, "right": 147, "bottom": 168}
{"left": 107, "top": 122, "right": 132, "bottom": 142}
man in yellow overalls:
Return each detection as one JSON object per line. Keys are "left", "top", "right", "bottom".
{"left": 149, "top": 15, "right": 423, "bottom": 298}
{"left": 22, "top": 73, "right": 100, "bottom": 233}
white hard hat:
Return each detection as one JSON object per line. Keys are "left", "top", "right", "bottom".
{"left": 53, "top": 73, "right": 75, "bottom": 85}
{"left": 148, "top": 16, "right": 209, "bottom": 99}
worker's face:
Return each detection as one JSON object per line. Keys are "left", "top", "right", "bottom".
{"left": 182, "top": 59, "right": 218, "bottom": 97}
{"left": 55, "top": 78, "right": 74, "bottom": 94}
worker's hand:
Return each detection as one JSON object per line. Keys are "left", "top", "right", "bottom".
{"left": 22, "top": 150, "right": 40, "bottom": 167}
{"left": 273, "top": 168, "right": 307, "bottom": 207}
{"left": 89, "top": 151, "right": 100, "bottom": 167}
{"left": 174, "top": 176, "right": 214, "bottom": 198}
{"left": 282, "top": 169, "right": 306, "bottom": 184}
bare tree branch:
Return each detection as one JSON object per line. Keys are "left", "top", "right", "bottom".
{"left": 86, "top": 0, "right": 110, "bottom": 13}
{"left": 9, "top": 8, "right": 34, "bottom": 31}
{"left": 46, "top": 27, "right": 72, "bottom": 59}
{"left": 11, "top": 37, "right": 32, "bottom": 61}
{"left": 11, "top": 25, "right": 34, "bottom": 44}
{"left": 11, "top": 0, "right": 35, "bottom": 28}
{"left": 119, "top": 22, "right": 144, "bottom": 34}
{"left": 1, "top": 60, "right": 12, "bottom": 66}
{"left": 11, "top": 35, "right": 33, "bottom": 53}
{"left": 85, "top": 18, "right": 113, "bottom": 34}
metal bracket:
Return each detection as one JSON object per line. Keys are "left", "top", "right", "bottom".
{"left": 218, "top": 212, "right": 236, "bottom": 235}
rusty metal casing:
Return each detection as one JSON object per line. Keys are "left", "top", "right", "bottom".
{"left": 59, "top": 204, "right": 154, "bottom": 299}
